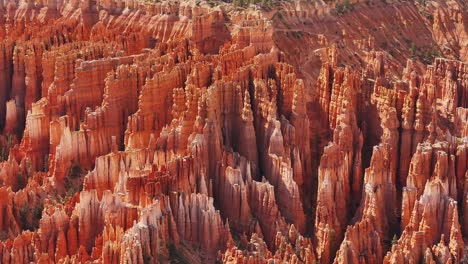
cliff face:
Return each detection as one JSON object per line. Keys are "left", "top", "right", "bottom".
{"left": 0, "top": 0, "right": 466, "bottom": 263}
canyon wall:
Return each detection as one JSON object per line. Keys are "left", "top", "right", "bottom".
{"left": 0, "top": 0, "right": 466, "bottom": 263}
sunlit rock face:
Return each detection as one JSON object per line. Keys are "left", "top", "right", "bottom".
{"left": 0, "top": 0, "right": 466, "bottom": 263}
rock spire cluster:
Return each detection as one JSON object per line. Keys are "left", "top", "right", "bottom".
{"left": 0, "top": 0, "right": 466, "bottom": 263}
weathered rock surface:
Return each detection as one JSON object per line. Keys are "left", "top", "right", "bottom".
{"left": 0, "top": 0, "right": 466, "bottom": 263}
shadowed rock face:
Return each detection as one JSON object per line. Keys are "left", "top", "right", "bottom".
{"left": 0, "top": 0, "right": 466, "bottom": 263}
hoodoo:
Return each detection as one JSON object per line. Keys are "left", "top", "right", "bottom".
{"left": 0, "top": 0, "right": 466, "bottom": 263}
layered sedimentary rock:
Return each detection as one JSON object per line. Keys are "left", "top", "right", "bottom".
{"left": 332, "top": 105, "right": 399, "bottom": 264}
{"left": 0, "top": 0, "right": 466, "bottom": 263}
{"left": 385, "top": 160, "right": 465, "bottom": 263}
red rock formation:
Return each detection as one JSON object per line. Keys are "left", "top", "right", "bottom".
{"left": 333, "top": 105, "right": 399, "bottom": 264}
{"left": 0, "top": 0, "right": 466, "bottom": 263}
{"left": 314, "top": 68, "right": 363, "bottom": 263}
{"left": 385, "top": 169, "right": 465, "bottom": 263}
{"left": 221, "top": 225, "right": 316, "bottom": 264}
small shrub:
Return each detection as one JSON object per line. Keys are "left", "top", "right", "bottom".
{"left": 69, "top": 164, "right": 82, "bottom": 179}
{"left": 292, "top": 31, "right": 303, "bottom": 38}
{"left": 33, "top": 204, "right": 43, "bottom": 222}
{"left": 0, "top": 231, "right": 8, "bottom": 241}
{"left": 421, "top": 46, "right": 440, "bottom": 64}
{"left": 19, "top": 204, "right": 29, "bottom": 229}
{"left": 408, "top": 42, "right": 440, "bottom": 64}
{"left": 334, "top": 0, "right": 354, "bottom": 16}
{"left": 409, "top": 43, "right": 418, "bottom": 58}
{"left": 17, "top": 172, "right": 26, "bottom": 190}
{"left": 62, "top": 165, "right": 84, "bottom": 204}
{"left": 18, "top": 203, "right": 43, "bottom": 231}
{"left": 0, "top": 134, "right": 14, "bottom": 161}
{"left": 63, "top": 177, "right": 82, "bottom": 203}
{"left": 419, "top": 9, "right": 433, "bottom": 20}
{"left": 416, "top": 0, "right": 427, "bottom": 5}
